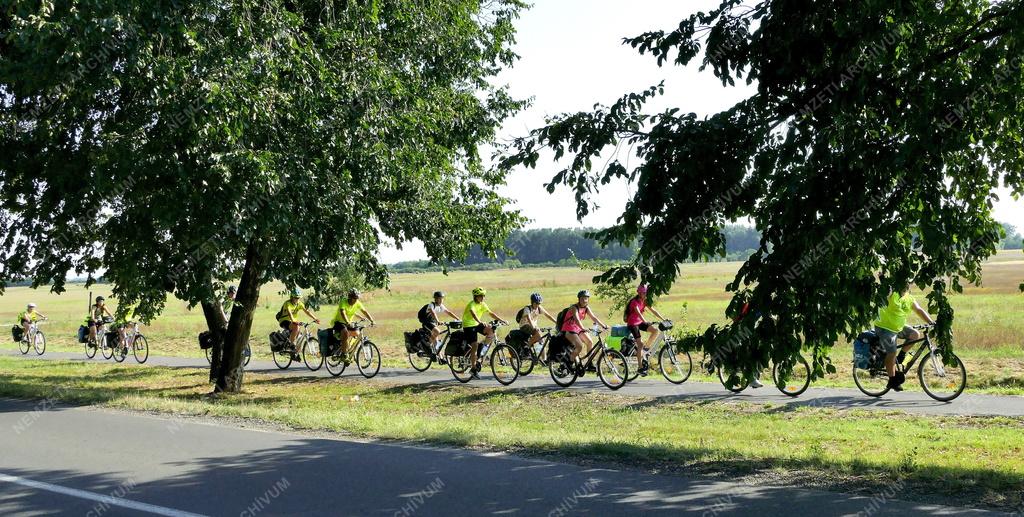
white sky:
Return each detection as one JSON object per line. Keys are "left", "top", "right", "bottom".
{"left": 379, "top": 0, "right": 1024, "bottom": 263}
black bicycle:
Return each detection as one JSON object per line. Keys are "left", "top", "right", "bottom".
{"left": 547, "top": 327, "right": 628, "bottom": 390}
{"left": 205, "top": 340, "right": 252, "bottom": 368}
{"left": 853, "top": 324, "right": 966, "bottom": 401}
{"left": 507, "top": 326, "right": 554, "bottom": 376}
{"left": 406, "top": 321, "right": 461, "bottom": 371}
{"left": 708, "top": 351, "right": 811, "bottom": 397}
{"left": 446, "top": 321, "right": 520, "bottom": 385}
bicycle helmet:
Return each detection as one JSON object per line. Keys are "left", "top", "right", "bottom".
{"left": 577, "top": 290, "right": 591, "bottom": 299}
{"left": 289, "top": 288, "right": 301, "bottom": 298}
{"left": 96, "top": 296, "right": 106, "bottom": 302}
{"left": 433, "top": 291, "right": 445, "bottom": 298}
{"left": 227, "top": 285, "right": 237, "bottom": 294}
{"left": 27, "top": 303, "right": 37, "bottom": 309}
{"left": 637, "top": 283, "right": 648, "bottom": 295}
{"left": 348, "top": 288, "right": 361, "bottom": 298}
{"left": 472, "top": 287, "right": 486, "bottom": 297}
{"left": 530, "top": 292, "right": 543, "bottom": 304}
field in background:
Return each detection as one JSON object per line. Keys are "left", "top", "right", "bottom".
{"left": 2, "top": 251, "right": 1022, "bottom": 390}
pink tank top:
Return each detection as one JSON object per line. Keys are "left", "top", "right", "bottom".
{"left": 625, "top": 297, "right": 646, "bottom": 326}
{"left": 561, "top": 306, "right": 589, "bottom": 333}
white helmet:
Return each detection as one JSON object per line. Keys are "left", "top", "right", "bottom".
{"left": 27, "top": 303, "right": 37, "bottom": 309}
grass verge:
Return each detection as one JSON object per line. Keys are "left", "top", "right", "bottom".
{"left": 0, "top": 356, "right": 1021, "bottom": 512}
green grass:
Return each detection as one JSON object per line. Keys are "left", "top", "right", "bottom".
{"left": 3, "top": 251, "right": 1023, "bottom": 391}
{"left": 0, "top": 356, "right": 1021, "bottom": 512}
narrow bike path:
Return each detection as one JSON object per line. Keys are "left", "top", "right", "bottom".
{"left": 0, "top": 398, "right": 1007, "bottom": 516}
{"left": 4, "top": 350, "right": 1023, "bottom": 417}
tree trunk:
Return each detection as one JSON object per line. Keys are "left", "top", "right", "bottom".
{"left": 215, "top": 241, "right": 266, "bottom": 393}
{"left": 200, "top": 299, "right": 228, "bottom": 383}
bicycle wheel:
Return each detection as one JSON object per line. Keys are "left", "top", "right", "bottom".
{"left": 356, "top": 341, "right": 381, "bottom": 378}
{"left": 101, "top": 335, "right": 114, "bottom": 360}
{"left": 516, "top": 347, "right": 536, "bottom": 376}
{"left": 718, "top": 367, "right": 750, "bottom": 393}
{"left": 33, "top": 331, "right": 45, "bottom": 355}
{"left": 918, "top": 351, "right": 967, "bottom": 402}
{"left": 772, "top": 355, "right": 811, "bottom": 397}
{"left": 272, "top": 348, "right": 293, "bottom": 369}
{"left": 243, "top": 342, "right": 252, "bottom": 367}
{"left": 303, "top": 338, "right": 324, "bottom": 372}
{"left": 853, "top": 362, "right": 890, "bottom": 397}
{"left": 658, "top": 346, "right": 692, "bottom": 384}
{"left": 113, "top": 342, "right": 127, "bottom": 362}
{"left": 597, "top": 349, "right": 629, "bottom": 390}
{"left": 18, "top": 334, "right": 29, "bottom": 354}
{"left": 133, "top": 335, "right": 149, "bottom": 364}
{"left": 325, "top": 351, "right": 347, "bottom": 377}
{"left": 549, "top": 357, "right": 578, "bottom": 387}
{"left": 449, "top": 353, "right": 474, "bottom": 383}
{"left": 85, "top": 337, "right": 97, "bottom": 358}
{"left": 623, "top": 351, "right": 641, "bottom": 383}
{"left": 490, "top": 344, "right": 520, "bottom": 386}
{"left": 408, "top": 349, "right": 432, "bottom": 372}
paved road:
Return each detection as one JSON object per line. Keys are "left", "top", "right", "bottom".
{"left": 4, "top": 350, "right": 1024, "bottom": 417}
{"left": 0, "top": 398, "right": 1008, "bottom": 516}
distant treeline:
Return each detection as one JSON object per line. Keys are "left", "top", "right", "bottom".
{"left": 389, "top": 223, "right": 1023, "bottom": 273}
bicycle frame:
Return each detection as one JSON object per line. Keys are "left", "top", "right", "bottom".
{"left": 895, "top": 331, "right": 947, "bottom": 375}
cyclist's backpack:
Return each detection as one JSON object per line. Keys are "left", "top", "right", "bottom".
{"left": 853, "top": 330, "right": 878, "bottom": 369}
{"left": 11, "top": 326, "right": 23, "bottom": 343}
{"left": 274, "top": 305, "right": 287, "bottom": 322}
{"left": 77, "top": 325, "right": 88, "bottom": 344}
{"left": 417, "top": 304, "right": 433, "bottom": 326}
{"left": 515, "top": 305, "right": 532, "bottom": 326}
{"left": 555, "top": 306, "right": 574, "bottom": 331}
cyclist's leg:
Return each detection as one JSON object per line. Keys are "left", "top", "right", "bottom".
{"left": 529, "top": 327, "right": 541, "bottom": 346}
{"left": 89, "top": 321, "right": 97, "bottom": 342}
{"left": 877, "top": 327, "right": 899, "bottom": 378}
{"left": 288, "top": 321, "right": 300, "bottom": 344}
{"left": 467, "top": 325, "right": 481, "bottom": 367}
{"left": 21, "top": 319, "right": 31, "bottom": 341}
{"left": 564, "top": 332, "right": 584, "bottom": 363}
{"left": 644, "top": 323, "right": 661, "bottom": 351}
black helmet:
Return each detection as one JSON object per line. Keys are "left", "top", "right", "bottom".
{"left": 433, "top": 291, "right": 445, "bottom": 298}
{"left": 530, "top": 292, "right": 543, "bottom": 303}
{"left": 227, "top": 285, "right": 237, "bottom": 294}
{"left": 96, "top": 296, "right": 106, "bottom": 302}
{"left": 348, "top": 288, "right": 361, "bottom": 298}
{"left": 577, "top": 290, "right": 591, "bottom": 299}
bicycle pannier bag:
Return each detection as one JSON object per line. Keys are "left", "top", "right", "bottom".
{"left": 77, "top": 325, "right": 88, "bottom": 344}
{"left": 853, "top": 330, "right": 877, "bottom": 369}
{"left": 11, "top": 326, "right": 23, "bottom": 342}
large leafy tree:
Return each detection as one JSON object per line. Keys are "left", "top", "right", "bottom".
{"left": 1, "top": 0, "right": 527, "bottom": 391}
{"left": 503, "top": 0, "right": 1024, "bottom": 379}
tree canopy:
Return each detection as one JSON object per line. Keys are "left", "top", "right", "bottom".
{"left": 1, "top": 0, "right": 528, "bottom": 390}
{"left": 503, "top": 0, "right": 1024, "bottom": 378}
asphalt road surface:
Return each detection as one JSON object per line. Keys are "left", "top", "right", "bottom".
{"left": 0, "top": 398, "right": 1009, "bottom": 516}
{"left": 5, "top": 350, "right": 1023, "bottom": 417}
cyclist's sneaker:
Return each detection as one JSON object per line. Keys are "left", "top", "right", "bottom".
{"left": 750, "top": 378, "right": 764, "bottom": 388}
{"left": 471, "top": 370, "right": 480, "bottom": 380}
{"left": 892, "top": 384, "right": 904, "bottom": 392}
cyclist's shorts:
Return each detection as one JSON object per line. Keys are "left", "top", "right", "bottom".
{"left": 874, "top": 325, "right": 914, "bottom": 354}
{"left": 627, "top": 322, "right": 652, "bottom": 338}
{"left": 465, "top": 324, "right": 487, "bottom": 343}
{"left": 279, "top": 320, "right": 290, "bottom": 330}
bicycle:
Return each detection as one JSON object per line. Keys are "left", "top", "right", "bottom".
{"left": 325, "top": 321, "right": 381, "bottom": 378}
{"left": 84, "top": 316, "right": 116, "bottom": 359}
{"left": 269, "top": 322, "right": 317, "bottom": 370}
{"left": 447, "top": 321, "right": 520, "bottom": 385}
{"left": 509, "top": 326, "right": 554, "bottom": 377}
{"left": 853, "top": 324, "right": 967, "bottom": 401}
{"left": 704, "top": 350, "right": 811, "bottom": 396}
{"left": 406, "top": 321, "right": 461, "bottom": 371}
{"left": 18, "top": 320, "right": 47, "bottom": 356}
{"left": 547, "top": 326, "right": 628, "bottom": 390}
{"left": 111, "top": 321, "right": 150, "bottom": 364}
{"left": 205, "top": 340, "right": 252, "bottom": 368}
{"left": 620, "top": 321, "right": 683, "bottom": 383}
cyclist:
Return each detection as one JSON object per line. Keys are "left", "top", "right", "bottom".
{"left": 560, "top": 290, "right": 609, "bottom": 368}
{"left": 331, "top": 289, "right": 375, "bottom": 361}
{"left": 86, "top": 296, "right": 114, "bottom": 344}
{"left": 624, "top": 284, "right": 668, "bottom": 376}
{"left": 277, "top": 288, "right": 320, "bottom": 358}
{"left": 875, "top": 282, "right": 935, "bottom": 392}
{"left": 113, "top": 302, "right": 137, "bottom": 351}
{"left": 731, "top": 301, "right": 764, "bottom": 388}
{"left": 417, "top": 291, "right": 459, "bottom": 357}
{"left": 516, "top": 293, "right": 558, "bottom": 350}
{"left": 17, "top": 303, "right": 47, "bottom": 342}
{"left": 462, "top": 287, "right": 507, "bottom": 379}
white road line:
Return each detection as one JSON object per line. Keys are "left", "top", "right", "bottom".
{"left": 0, "top": 473, "right": 209, "bottom": 517}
